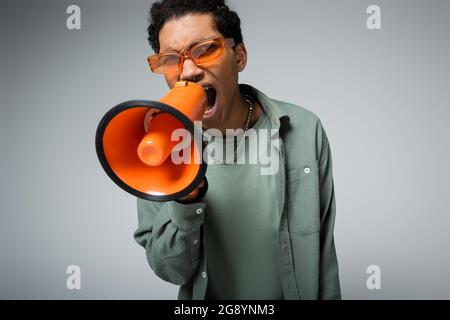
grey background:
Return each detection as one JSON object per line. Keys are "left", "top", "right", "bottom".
{"left": 0, "top": 0, "right": 449, "bottom": 299}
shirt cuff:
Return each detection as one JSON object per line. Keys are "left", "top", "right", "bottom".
{"left": 168, "top": 200, "right": 207, "bottom": 232}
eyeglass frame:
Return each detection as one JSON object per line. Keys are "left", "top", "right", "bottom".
{"left": 147, "top": 36, "right": 236, "bottom": 75}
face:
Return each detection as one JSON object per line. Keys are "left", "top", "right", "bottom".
{"left": 158, "top": 13, "right": 247, "bottom": 131}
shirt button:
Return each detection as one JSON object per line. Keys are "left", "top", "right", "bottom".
{"left": 202, "top": 271, "right": 207, "bottom": 278}
{"left": 196, "top": 208, "right": 203, "bottom": 215}
{"left": 304, "top": 167, "right": 310, "bottom": 174}
{"left": 193, "top": 239, "right": 198, "bottom": 245}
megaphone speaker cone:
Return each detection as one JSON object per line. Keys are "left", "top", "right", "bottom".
{"left": 95, "top": 81, "right": 208, "bottom": 202}
{"left": 137, "top": 113, "right": 184, "bottom": 167}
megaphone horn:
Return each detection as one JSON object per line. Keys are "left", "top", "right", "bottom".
{"left": 95, "top": 81, "right": 207, "bottom": 202}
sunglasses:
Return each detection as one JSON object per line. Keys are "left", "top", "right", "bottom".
{"left": 148, "top": 37, "right": 235, "bottom": 75}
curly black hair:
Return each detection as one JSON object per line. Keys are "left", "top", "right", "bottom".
{"left": 147, "top": 0, "right": 243, "bottom": 53}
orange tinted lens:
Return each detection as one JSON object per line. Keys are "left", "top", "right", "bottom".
{"left": 148, "top": 55, "right": 163, "bottom": 73}
{"left": 191, "top": 40, "right": 223, "bottom": 64}
{"left": 149, "top": 54, "right": 180, "bottom": 74}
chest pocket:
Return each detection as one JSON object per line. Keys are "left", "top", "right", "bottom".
{"left": 286, "top": 159, "right": 321, "bottom": 236}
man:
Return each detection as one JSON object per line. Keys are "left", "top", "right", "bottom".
{"left": 134, "top": 0, "right": 341, "bottom": 300}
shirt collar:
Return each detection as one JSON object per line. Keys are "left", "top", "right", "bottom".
{"left": 239, "top": 84, "right": 289, "bottom": 130}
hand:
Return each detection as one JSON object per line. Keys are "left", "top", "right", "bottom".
{"left": 177, "top": 178, "right": 207, "bottom": 204}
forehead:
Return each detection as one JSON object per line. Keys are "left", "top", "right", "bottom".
{"left": 159, "top": 13, "right": 221, "bottom": 52}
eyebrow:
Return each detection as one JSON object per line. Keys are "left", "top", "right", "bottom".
{"left": 161, "top": 35, "right": 219, "bottom": 53}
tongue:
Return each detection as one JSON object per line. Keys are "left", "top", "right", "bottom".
{"left": 205, "top": 88, "right": 216, "bottom": 108}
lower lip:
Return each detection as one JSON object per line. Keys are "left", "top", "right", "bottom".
{"left": 202, "top": 101, "right": 218, "bottom": 120}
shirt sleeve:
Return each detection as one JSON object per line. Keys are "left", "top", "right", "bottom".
{"left": 133, "top": 198, "right": 206, "bottom": 285}
{"left": 317, "top": 122, "right": 342, "bottom": 299}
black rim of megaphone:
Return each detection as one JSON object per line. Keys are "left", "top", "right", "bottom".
{"left": 95, "top": 100, "right": 207, "bottom": 202}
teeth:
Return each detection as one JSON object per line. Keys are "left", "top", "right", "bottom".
{"left": 204, "top": 105, "right": 213, "bottom": 116}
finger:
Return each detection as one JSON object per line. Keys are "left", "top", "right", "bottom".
{"left": 198, "top": 179, "right": 206, "bottom": 188}
{"left": 179, "top": 188, "right": 199, "bottom": 201}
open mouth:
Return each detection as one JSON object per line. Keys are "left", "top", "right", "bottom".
{"left": 203, "top": 86, "right": 217, "bottom": 118}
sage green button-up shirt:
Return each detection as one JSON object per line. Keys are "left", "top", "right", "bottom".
{"left": 203, "top": 109, "right": 284, "bottom": 300}
{"left": 134, "top": 84, "right": 342, "bottom": 300}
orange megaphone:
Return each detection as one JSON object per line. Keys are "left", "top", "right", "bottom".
{"left": 95, "top": 81, "right": 207, "bottom": 202}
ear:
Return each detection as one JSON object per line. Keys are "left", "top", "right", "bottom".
{"left": 233, "top": 43, "right": 247, "bottom": 72}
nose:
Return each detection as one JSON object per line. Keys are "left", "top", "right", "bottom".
{"left": 179, "top": 58, "right": 203, "bottom": 82}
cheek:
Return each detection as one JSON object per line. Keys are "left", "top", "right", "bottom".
{"left": 213, "top": 65, "right": 238, "bottom": 88}
{"left": 211, "top": 54, "right": 239, "bottom": 78}
{"left": 164, "top": 74, "right": 178, "bottom": 88}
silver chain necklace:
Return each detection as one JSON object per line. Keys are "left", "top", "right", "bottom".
{"left": 208, "top": 93, "right": 254, "bottom": 164}
{"left": 233, "top": 93, "right": 254, "bottom": 162}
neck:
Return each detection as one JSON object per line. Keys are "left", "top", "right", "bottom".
{"left": 217, "top": 91, "right": 251, "bottom": 136}
{"left": 205, "top": 90, "right": 262, "bottom": 137}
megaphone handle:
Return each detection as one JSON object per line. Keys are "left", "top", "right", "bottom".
{"left": 176, "top": 178, "right": 209, "bottom": 204}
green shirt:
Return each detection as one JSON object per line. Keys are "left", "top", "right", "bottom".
{"left": 134, "top": 84, "right": 342, "bottom": 300}
{"left": 203, "top": 110, "right": 284, "bottom": 299}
